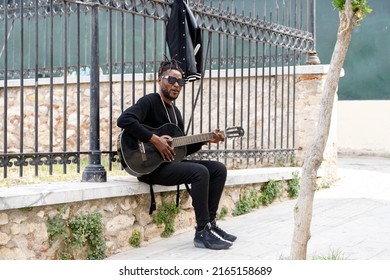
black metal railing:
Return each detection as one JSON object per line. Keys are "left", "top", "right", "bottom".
{"left": 0, "top": 0, "right": 316, "bottom": 181}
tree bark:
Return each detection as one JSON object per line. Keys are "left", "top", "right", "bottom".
{"left": 290, "top": 0, "right": 360, "bottom": 260}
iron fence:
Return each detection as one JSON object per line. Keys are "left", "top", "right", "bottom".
{"left": 0, "top": 0, "right": 316, "bottom": 181}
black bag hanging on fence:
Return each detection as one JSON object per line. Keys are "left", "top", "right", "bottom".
{"left": 166, "top": 0, "right": 203, "bottom": 82}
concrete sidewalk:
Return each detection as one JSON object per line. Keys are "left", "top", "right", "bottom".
{"left": 108, "top": 156, "right": 390, "bottom": 260}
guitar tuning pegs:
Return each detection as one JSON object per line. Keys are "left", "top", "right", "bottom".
{"left": 225, "top": 126, "right": 245, "bottom": 138}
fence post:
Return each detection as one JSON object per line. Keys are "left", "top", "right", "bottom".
{"left": 82, "top": 4, "right": 107, "bottom": 182}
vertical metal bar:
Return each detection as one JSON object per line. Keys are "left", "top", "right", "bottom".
{"left": 294, "top": 0, "right": 297, "bottom": 28}
{"left": 292, "top": 55, "right": 297, "bottom": 151}
{"left": 311, "top": 0, "right": 316, "bottom": 50}
{"left": 63, "top": 1, "right": 68, "bottom": 174}
{"left": 49, "top": 0, "right": 54, "bottom": 174}
{"left": 208, "top": 32, "right": 212, "bottom": 134}
{"left": 120, "top": 12, "right": 125, "bottom": 112}
{"left": 118, "top": 10, "right": 125, "bottom": 170}
{"left": 3, "top": 1, "right": 8, "bottom": 178}
{"left": 223, "top": 32, "right": 229, "bottom": 165}
{"left": 253, "top": 4, "right": 258, "bottom": 164}
{"left": 246, "top": 38, "right": 251, "bottom": 166}
{"left": 108, "top": 9, "right": 113, "bottom": 171}
{"left": 27, "top": 11, "right": 31, "bottom": 76}
{"left": 281, "top": 1, "right": 285, "bottom": 151}
{"left": 19, "top": 1, "right": 25, "bottom": 177}
{"left": 267, "top": 16, "right": 272, "bottom": 158}
{"left": 267, "top": 37, "right": 272, "bottom": 160}
{"left": 254, "top": 31, "right": 259, "bottom": 165}
{"left": 274, "top": 3, "right": 278, "bottom": 157}
{"left": 153, "top": 17, "right": 157, "bottom": 94}
{"left": 142, "top": 16, "right": 146, "bottom": 95}
{"left": 286, "top": 0, "right": 291, "bottom": 150}
{"left": 287, "top": 53, "right": 291, "bottom": 149}
{"left": 232, "top": 29, "right": 237, "bottom": 155}
{"left": 233, "top": 31, "right": 237, "bottom": 126}
{"left": 34, "top": 0, "right": 39, "bottom": 176}
{"left": 240, "top": 37, "right": 244, "bottom": 165}
{"left": 261, "top": 15, "right": 266, "bottom": 164}
{"left": 76, "top": 3, "right": 81, "bottom": 173}
{"left": 82, "top": 5, "right": 107, "bottom": 182}
{"left": 132, "top": 13, "right": 135, "bottom": 103}
{"left": 300, "top": 0, "right": 303, "bottom": 30}
{"left": 216, "top": 31, "right": 221, "bottom": 155}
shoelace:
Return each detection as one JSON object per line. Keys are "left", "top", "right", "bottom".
{"left": 212, "top": 223, "right": 228, "bottom": 236}
{"left": 204, "top": 223, "right": 225, "bottom": 241}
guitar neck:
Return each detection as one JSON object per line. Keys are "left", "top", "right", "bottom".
{"left": 172, "top": 132, "right": 218, "bottom": 147}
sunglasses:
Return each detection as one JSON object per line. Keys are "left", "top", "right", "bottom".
{"left": 161, "top": 75, "right": 186, "bottom": 86}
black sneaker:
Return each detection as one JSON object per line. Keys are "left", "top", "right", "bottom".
{"left": 210, "top": 219, "right": 237, "bottom": 242}
{"left": 193, "top": 223, "right": 233, "bottom": 250}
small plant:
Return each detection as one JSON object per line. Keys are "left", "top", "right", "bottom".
{"left": 279, "top": 248, "right": 350, "bottom": 260}
{"left": 217, "top": 206, "right": 228, "bottom": 220}
{"left": 18, "top": 207, "right": 34, "bottom": 212}
{"left": 46, "top": 210, "right": 107, "bottom": 260}
{"left": 260, "top": 180, "right": 282, "bottom": 206}
{"left": 233, "top": 193, "right": 252, "bottom": 216}
{"left": 47, "top": 212, "right": 67, "bottom": 246}
{"left": 67, "top": 212, "right": 107, "bottom": 260}
{"left": 233, "top": 189, "right": 262, "bottom": 216}
{"left": 316, "top": 181, "right": 331, "bottom": 190}
{"left": 287, "top": 171, "right": 300, "bottom": 199}
{"left": 153, "top": 202, "right": 180, "bottom": 238}
{"left": 129, "top": 229, "right": 142, "bottom": 248}
{"left": 312, "top": 248, "right": 350, "bottom": 260}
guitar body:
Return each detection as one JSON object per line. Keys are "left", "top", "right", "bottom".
{"left": 117, "top": 123, "right": 187, "bottom": 177}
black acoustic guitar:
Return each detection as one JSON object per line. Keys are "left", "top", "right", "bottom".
{"left": 117, "top": 123, "right": 244, "bottom": 177}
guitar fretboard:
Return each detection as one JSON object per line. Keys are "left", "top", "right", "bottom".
{"left": 172, "top": 132, "right": 222, "bottom": 147}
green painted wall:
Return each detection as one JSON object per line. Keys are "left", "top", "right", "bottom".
{"left": 316, "top": 1, "right": 390, "bottom": 100}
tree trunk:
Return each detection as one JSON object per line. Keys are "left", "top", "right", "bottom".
{"left": 290, "top": 1, "right": 360, "bottom": 259}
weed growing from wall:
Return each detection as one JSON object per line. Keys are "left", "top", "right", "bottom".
{"left": 47, "top": 209, "right": 107, "bottom": 260}
{"left": 129, "top": 229, "right": 142, "bottom": 248}
{"left": 153, "top": 202, "right": 180, "bottom": 238}
{"left": 233, "top": 189, "right": 262, "bottom": 216}
{"left": 260, "top": 180, "right": 283, "bottom": 206}
{"left": 233, "top": 181, "right": 284, "bottom": 216}
{"left": 217, "top": 206, "right": 229, "bottom": 220}
{"left": 287, "top": 171, "right": 301, "bottom": 199}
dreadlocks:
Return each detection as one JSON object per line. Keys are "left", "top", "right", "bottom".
{"left": 158, "top": 55, "right": 184, "bottom": 77}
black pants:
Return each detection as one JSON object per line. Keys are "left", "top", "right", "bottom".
{"left": 139, "top": 160, "right": 227, "bottom": 229}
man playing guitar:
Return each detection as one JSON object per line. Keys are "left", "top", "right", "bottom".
{"left": 117, "top": 58, "right": 237, "bottom": 250}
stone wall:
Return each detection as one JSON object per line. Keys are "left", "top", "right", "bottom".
{"left": 0, "top": 182, "right": 291, "bottom": 260}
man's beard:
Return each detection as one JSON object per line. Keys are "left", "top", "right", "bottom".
{"left": 162, "top": 88, "right": 178, "bottom": 101}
